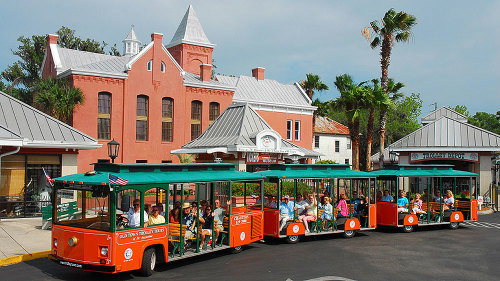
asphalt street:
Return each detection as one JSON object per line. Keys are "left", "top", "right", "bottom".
{"left": 2, "top": 213, "right": 500, "bottom": 281}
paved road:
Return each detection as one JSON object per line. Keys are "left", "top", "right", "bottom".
{"left": 2, "top": 213, "right": 500, "bottom": 281}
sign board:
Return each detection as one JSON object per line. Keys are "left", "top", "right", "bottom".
{"left": 246, "top": 152, "right": 279, "bottom": 164}
{"left": 478, "top": 196, "right": 483, "bottom": 210}
{"left": 410, "top": 152, "right": 479, "bottom": 163}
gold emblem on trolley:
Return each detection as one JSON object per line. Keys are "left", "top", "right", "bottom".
{"left": 68, "top": 236, "right": 78, "bottom": 247}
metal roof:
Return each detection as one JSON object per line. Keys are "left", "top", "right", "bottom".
{"left": 56, "top": 47, "right": 132, "bottom": 76}
{"left": 0, "top": 91, "right": 100, "bottom": 149}
{"left": 182, "top": 71, "right": 235, "bottom": 91}
{"left": 166, "top": 5, "right": 215, "bottom": 48}
{"left": 314, "top": 116, "right": 349, "bottom": 135}
{"left": 123, "top": 26, "right": 141, "bottom": 43}
{"left": 257, "top": 164, "right": 372, "bottom": 179}
{"left": 421, "top": 107, "right": 468, "bottom": 124}
{"left": 369, "top": 164, "right": 478, "bottom": 177}
{"left": 216, "top": 75, "right": 315, "bottom": 110}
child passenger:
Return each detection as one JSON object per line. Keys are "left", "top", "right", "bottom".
{"left": 322, "top": 197, "right": 333, "bottom": 220}
{"left": 411, "top": 193, "right": 426, "bottom": 214}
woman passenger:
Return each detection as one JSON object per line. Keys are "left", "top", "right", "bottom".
{"left": 443, "top": 190, "right": 455, "bottom": 210}
{"left": 299, "top": 195, "right": 318, "bottom": 233}
{"left": 336, "top": 194, "right": 348, "bottom": 218}
{"left": 376, "top": 191, "right": 383, "bottom": 202}
{"left": 411, "top": 193, "right": 426, "bottom": 215}
{"left": 397, "top": 190, "right": 409, "bottom": 213}
{"left": 169, "top": 207, "right": 181, "bottom": 223}
{"left": 200, "top": 205, "right": 214, "bottom": 250}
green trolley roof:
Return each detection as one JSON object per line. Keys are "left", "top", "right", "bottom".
{"left": 54, "top": 163, "right": 263, "bottom": 188}
{"left": 369, "top": 164, "right": 478, "bottom": 177}
{"left": 256, "top": 164, "right": 374, "bottom": 179}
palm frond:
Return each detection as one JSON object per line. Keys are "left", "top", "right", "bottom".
{"left": 370, "top": 37, "right": 381, "bottom": 49}
{"left": 395, "top": 32, "right": 411, "bottom": 43}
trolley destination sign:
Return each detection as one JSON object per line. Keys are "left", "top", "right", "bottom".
{"left": 411, "top": 152, "right": 479, "bottom": 162}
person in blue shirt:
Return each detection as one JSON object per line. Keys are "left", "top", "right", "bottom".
{"left": 351, "top": 191, "right": 362, "bottom": 214}
{"left": 381, "top": 190, "right": 394, "bottom": 202}
{"left": 397, "top": 190, "right": 409, "bottom": 213}
{"left": 279, "top": 196, "right": 292, "bottom": 231}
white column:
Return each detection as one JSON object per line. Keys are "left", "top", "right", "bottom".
{"left": 479, "top": 155, "right": 492, "bottom": 195}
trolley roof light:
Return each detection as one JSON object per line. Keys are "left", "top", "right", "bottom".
{"left": 107, "top": 139, "right": 120, "bottom": 163}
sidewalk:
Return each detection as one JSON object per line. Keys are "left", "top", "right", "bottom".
{"left": 0, "top": 217, "right": 51, "bottom": 263}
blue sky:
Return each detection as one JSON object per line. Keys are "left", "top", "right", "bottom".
{"left": 1, "top": 1, "right": 498, "bottom": 117}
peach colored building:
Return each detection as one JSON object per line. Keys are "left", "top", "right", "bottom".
{"left": 41, "top": 5, "right": 316, "bottom": 172}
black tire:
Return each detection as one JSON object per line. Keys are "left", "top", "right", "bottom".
{"left": 343, "top": 230, "right": 355, "bottom": 238}
{"left": 403, "top": 225, "right": 414, "bottom": 233}
{"left": 139, "top": 247, "right": 156, "bottom": 277}
{"left": 228, "top": 246, "right": 242, "bottom": 254}
{"left": 449, "top": 222, "right": 459, "bottom": 230}
{"left": 286, "top": 235, "right": 300, "bottom": 244}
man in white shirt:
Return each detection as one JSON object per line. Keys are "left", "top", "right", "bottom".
{"left": 127, "top": 199, "right": 148, "bottom": 227}
{"left": 294, "top": 194, "right": 309, "bottom": 216}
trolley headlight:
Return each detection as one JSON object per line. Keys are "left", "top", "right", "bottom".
{"left": 100, "top": 246, "right": 108, "bottom": 256}
{"left": 54, "top": 238, "right": 58, "bottom": 248}
{"left": 68, "top": 236, "right": 78, "bottom": 247}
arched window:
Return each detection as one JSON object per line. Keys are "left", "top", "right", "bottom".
{"left": 209, "top": 102, "right": 220, "bottom": 125}
{"left": 97, "top": 92, "right": 111, "bottom": 139}
{"left": 136, "top": 95, "right": 149, "bottom": 141}
{"left": 147, "top": 60, "right": 152, "bottom": 71}
{"left": 160, "top": 61, "right": 166, "bottom": 73}
{"left": 191, "top": 100, "right": 202, "bottom": 140}
{"left": 162, "top": 98, "right": 173, "bottom": 142}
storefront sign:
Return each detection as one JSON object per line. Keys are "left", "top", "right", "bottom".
{"left": 410, "top": 152, "right": 479, "bottom": 162}
{"left": 246, "top": 152, "right": 279, "bottom": 164}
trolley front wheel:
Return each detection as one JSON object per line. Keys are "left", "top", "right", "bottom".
{"left": 403, "top": 225, "right": 414, "bottom": 233}
{"left": 286, "top": 235, "right": 300, "bottom": 244}
{"left": 228, "top": 246, "right": 242, "bottom": 254}
{"left": 449, "top": 222, "right": 459, "bottom": 230}
{"left": 343, "top": 230, "right": 355, "bottom": 238}
{"left": 139, "top": 247, "right": 156, "bottom": 277}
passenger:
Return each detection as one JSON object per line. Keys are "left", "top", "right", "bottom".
{"left": 351, "top": 191, "right": 362, "bottom": 213}
{"left": 158, "top": 204, "right": 165, "bottom": 217}
{"left": 443, "top": 190, "right": 455, "bottom": 210}
{"left": 200, "top": 200, "right": 209, "bottom": 217}
{"left": 294, "top": 194, "right": 309, "bottom": 215}
{"left": 411, "top": 193, "right": 426, "bottom": 215}
{"left": 148, "top": 205, "right": 166, "bottom": 225}
{"left": 213, "top": 199, "right": 228, "bottom": 243}
{"left": 268, "top": 196, "right": 277, "bottom": 208}
{"left": 355, "top": 198, "right": 369, "bottom": 225}
{"left": 321, "top": 197, "right": 333, "bottom": 221}
{"left": 336, "top": 194, "right": 349, "bottom": 218}
{"left": 279, "top": 196, "right": 292, "bottom": 231}
{"left": 421, "top": 191, "right": 429, "bottom": 202}
{"left": 381, "top": 190, "right": 394, "bottom": 202}
{"left": 376, "top": 191, "right": 383, "bottom": 202}
{"left": 200, "top": 205, "right": 214, "bottom": 250}
{"left": 144, "top": 203, "right": 151, "bottom": 216}
{"left": 299, "top": 195, "right": 318, "bottom": 233}
{"left": 397, "top": 190, "right": 409, "bottom": 213}
{"left": 182, "top": 202, "right": 204, "bottom": 241}
{"left": 127, "top": 199, "right": 149, "bottom": 227}
{"left": 169, "top": 206, "right": 181, "bottom": 223}
{"left": 433, "top": 190, "right": 443, "bottom": 202}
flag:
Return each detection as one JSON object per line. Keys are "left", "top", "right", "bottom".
{"left": 108, "top": 173, "right": 128, "bottom": 185}
{"left": 42, "top": 167, "right": 54, "bottom": 185}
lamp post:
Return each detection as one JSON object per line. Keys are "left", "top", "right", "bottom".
{"left": 107, "top": 139, "right": 120, "bottom": 163}
{"left": 389, "top": 150, "right": 398, "bottom": 164}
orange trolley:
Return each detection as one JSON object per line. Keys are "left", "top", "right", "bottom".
{"left": 49, "top": 163, "right": 264, "bottom": 276}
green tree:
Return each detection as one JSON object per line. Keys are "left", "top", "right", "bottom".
{"left": 34, "top": 78, "right": 84, "bottom": 124}
{"left": 449, "top": 105, "right": 471, "bottom": 117}
{"left": 174, "top": 154, "right": 195, "bottom": 163}
{"left": 333, "top": 74, "right": 368, "bottom": 170}
{"left": 300, "top": 73, "right": 329, "bottom": 100}
{"left": 385, "top": 93, "right": 422, "bottom": 144}
{"left": 469, "top": 112, "right": 500, "bottom": 135}
{"left": 363, "top": 9, "right": 417, "bottom": 168}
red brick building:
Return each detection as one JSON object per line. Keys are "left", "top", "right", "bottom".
{"left": 41, "top": 5, "right": 316, "bottom": 172}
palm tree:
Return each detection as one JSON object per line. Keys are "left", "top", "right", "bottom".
{"left": 34, "top": 78, "right": 84, "bottom": 124}
{"left": 363, "top": 8, "right": 417, "bottom": 168}
{"left": 300, "top": 73, "right": 329, "bottom": 100}
{"left": 333, "top": 74, "right": 368, "bottom": 170}
{"left": 175, "top": 154, "right": 195, "bottom": 163}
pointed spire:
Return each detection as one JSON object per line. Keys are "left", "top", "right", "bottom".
{"left": 123, "top": 25, "right": 141, "bottom": 56}
{"left": 166, "top": 5, "right": 215, "bottom": 48}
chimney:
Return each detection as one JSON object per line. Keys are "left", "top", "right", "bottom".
{"left": 151, "top": 32, "right": 163, "bottom": 43}
{"left": 252, "top": 67, "right": 265, "bottom": 80}
{"left": 200, "top": 64, "right": 212, "bottom": 81}
{"left": 47, "top": 34, "right": 58, "bottom": 45}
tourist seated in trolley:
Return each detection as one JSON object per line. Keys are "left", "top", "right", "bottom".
{"left": 267, "top": 196, "right": 277, "bottom": 208}
{"left": 433, "top": 190, "right": 443, "bottom": 202}
{"left": 170, "top": 206, "right": 181, "bottom": 224}
{"left": 299, "top": 194, "right": 318, "bottom": 233}
{"left": 397, "top": 190, "right": 409, "bottom": 213}
{"left": 200, "top": 205, "right": 214, "bottom": 250}
{"left": 127, "top": 199, "right": 149, "bottom": 227}
{"left": 279, "top": 196, "right": 292, "bottom": 231}
{"left": 294, "top": 194, "right": 309, "bottom": 215}
{"left": 336, "top": 194, "right": 349, "bottom": 218}
{"left": 443, "top": 190, "right": 455, "bottom": 210}
{"left": 381, "top": 190, "right": 394, "bottom": 202}
{"left": 411, "top": 193, "right": 426, "bottom": 215}
{"left": 351, "top": 191, "right": 362, "bottom": 213}
{"left": 213, "top": 199, "right": 228, "bottom": 242}
{"left": 355, "top": 197, "right": 369, "bottom": 225}
{"left": 321, "top": 197, "right": 334, "bottom": 226}
{"left": 148, "top": 205, "right": 165, "bottom": 226}
{"left": 376, "top": 191, "right": 383, "bottom": 202}
{"left": 182, "top": 202, "right": 204, "bottom": 241}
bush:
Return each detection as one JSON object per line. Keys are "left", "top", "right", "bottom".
{"left": 232, "top": 181, "right": 313, "bottom": 197}
{"left": 315, "top": 160, "right": 337, "bottom": 164}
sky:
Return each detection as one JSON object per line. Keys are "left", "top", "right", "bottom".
{"left": 0, "top": 0, "right": 498, "bottom": 118}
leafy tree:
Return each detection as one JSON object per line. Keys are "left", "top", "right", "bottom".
{"left": 174, "top": 154, "right": 195, "bottom": 163}
{"left": 333, "top": 74, "right": 368, "bottom": 170}
{"left": 34, "top": 77, "right": 84, "bottom": 124}
{"left": 449, "top": 105, "right": 471, "bottom": 117}
{"left": 315, "top": 160, "right": 337, "bottom": 164}
{"left": 385, "top": 93, "right": 422, "bottom": 144}
{"left": 300, "top": 73, "right": 329, "bottom": 100}
{"left": 469, "top": 112, "right": 500, "bottom": 135}
{"left": 363, "top": 9, "right": 417, "bottom": 168}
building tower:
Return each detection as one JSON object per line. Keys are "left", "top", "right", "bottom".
{"left": 123, "top": 25, "right": 141, "bottom": 56}
{"left": 166, "top": 5, "right": 216, "bottom": 75}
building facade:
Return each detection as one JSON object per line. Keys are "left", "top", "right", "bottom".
{"left": 41, "top": 5, "right": 315, "bottom": 172}
{"left": 312, "top": 116, "right": 351, "bottom": 164}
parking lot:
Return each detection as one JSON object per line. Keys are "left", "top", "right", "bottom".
{"left": 2, "top": 213, "right": 499, "bottom": 281}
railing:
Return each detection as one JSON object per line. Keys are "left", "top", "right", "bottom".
{"left": 0, "top": 199, "right": 51, "bottom": 218}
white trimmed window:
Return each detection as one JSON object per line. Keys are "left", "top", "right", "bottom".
{"left": 161, "top": 61, "right": 166, "bottom": 73}
{"left": 335, "top": 140, "right": 340, "bottom": 152}
{"left": 286, "top": 120, "right": 293, "bottom": 140}
{"left": 147, "top": 60, "right": 153, "bottom": 71}
{"left": 294, "top": 120, "right": 300, "bottom": 140}
{"left": 314, "top": 135, "right": 320, "bottom": 148}
{"left": 347, "top": 138, "right": 351, "bottom": 149}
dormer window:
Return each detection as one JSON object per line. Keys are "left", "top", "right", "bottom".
{"left": 147, "top": 60, "right": 152, "bottom": 71}
{"left": 161, "top": 61, "right": 166, "bottom": 73}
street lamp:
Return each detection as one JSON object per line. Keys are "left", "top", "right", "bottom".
{"left": 389, "top": 150, "right": 398, "bottom": 164}
{"left": 107, "top": 139, "right": 120, "bottom": 163}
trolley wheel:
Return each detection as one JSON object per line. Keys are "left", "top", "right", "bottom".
{"left": 343, "top": 230, "right": 355, "bottom": 238}
{"left": 403, "top": 225, "right": 414, "bottom": 233}
{"left": 228, "top": 246, "right": 242, "bottom": 254}
{"left": 286, "top": 235, "right": 300, "bottom": 244}
{"left": 139, "top": 247, "right": 156, "bottom": 277}
{"left": 449, "top": 222, "right": 459, "bottom": 230}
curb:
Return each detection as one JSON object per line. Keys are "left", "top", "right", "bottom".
{"left": 0, "top": 250, "right": 50, "bottom": 267}
{"left": 478, "top": 208, "right": 494, "bottom": 215}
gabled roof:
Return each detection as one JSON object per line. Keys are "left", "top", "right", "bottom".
{"left": 166, "top": 5, "right": 215, "bottom": 48}
{"left": 421, "top": 107, "right": 468, "bottom": 124}
{"left": 183, "top": 71, "right": 235, "bottom": 91}
{"left": 216, "top": 75, "right": 316, "bottom": 111}
{"left": 314, "top": 116, "right": 349, "bottom": 135}
{"left": 0, "top": 91, "right": 100, "bottom": 149}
